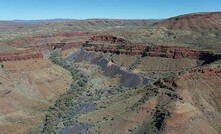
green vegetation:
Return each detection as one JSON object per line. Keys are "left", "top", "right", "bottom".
{"left": 39, "top": 50, "right": 88, "bottom": 133}
{"left": 128, "top": 57, "right": 142, "bottom": 71}
{"left": 0, "top": 20, "right": 157, "bottom": 43}
{"left": 0, "top": 64, "right": 4, "bottom": 68}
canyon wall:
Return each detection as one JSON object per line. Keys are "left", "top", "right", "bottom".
{"left": 0, "top": 52, "right": 43, "bottom": 62}
{"left": 83, "top": 42, "right": 221, "bottom": 64}
{"left": 90, "top": 35, "right": 125, "bottom": 43}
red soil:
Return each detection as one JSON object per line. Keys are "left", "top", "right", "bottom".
{"left": 0, "top": 41, "right": 85, "bottom": 62}
{"left": 0, "top": 41, "right": 84, "bottom": 62}
{"left": 4, "top": 32, "right": 96, "bottom": 47}
{"left": 176, "top": 67, "right": 221, "bottom": 81}
{"left": 0, "top": 32, "right": 92, "bottom": 62}
{"left": 154, "top": 12, "right": 221, "bottom": 31}
{"left": 0, "top": 52, "right": 43, "bottom": 62}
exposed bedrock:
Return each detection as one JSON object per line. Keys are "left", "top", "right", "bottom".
{"left": 90, "top": 35, "right": 126, "bottom": 43}
{"left": 0, "top": 42, "right": 83, "bottom": 62}
{"left": 0, "top": 52, "right": 43, "bottom": 62}
{"left": 176, "top": 67, "right": 221, "bottom": 81}
{"left": 83, "top": 42, "right": 221, "bottom": 65}
{"left": 66, "top": 51, "right": 152, "bottom": 87}
{"left": 5, "top": 32, "right": 96, "bottom": 47}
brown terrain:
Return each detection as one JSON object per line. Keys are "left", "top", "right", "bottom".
{"left": 0, "top": 21, "right": 29, "bottom": 32}
{"left": 84, "top": 35, "right": 221, "bottom": 60}
{"left": 0, "top": 59, "right": 72, "bottom": 133}
{"left": 75, "top": 33, "right": 221, "bottom": 134}
{"left": 0, "top": 32, "right": 94, "bottom": 133}
{"left": 0, "top": 12, "right": 220, "bottom": 134}
{"left": 154, "top": 12, "right": 221, "bottom": 32}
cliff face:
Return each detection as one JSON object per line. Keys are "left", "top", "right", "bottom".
{"left": 91, "top": 35, "right": 125, "bottom": 43}
{"left": 0, "top": 52, "right": 43, "bottom": 62}
{"left": 83, "top": 42, "right": 221, "bottom": 64}
{"left": 175, "top": 67, "right": 221, "bottom": 81}
{"left": 0, "top": 42, "right": 84, "bottom": 62}
{"left": 1, "top": 33, "right": 220, "bottom": 64}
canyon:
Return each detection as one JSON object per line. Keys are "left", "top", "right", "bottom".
{"left": 0, "top": 12, "right": 220, "bottom": 134}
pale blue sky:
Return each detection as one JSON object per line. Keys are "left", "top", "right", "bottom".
{"left": 0, "top": 0, "right": 220, "bottom": 20}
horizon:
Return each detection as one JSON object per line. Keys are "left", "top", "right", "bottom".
{"left": 0, "top": 0, "right": 220, "bottom": 21}
{"left": 1, "top": 11, "right": 220, "bottom": 21}
{"left": 0, "top": 11, "right": 218, "bottom": 21}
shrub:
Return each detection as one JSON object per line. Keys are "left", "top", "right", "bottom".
{"left": 42, "top": 50, "right": 89, "bottom": 133}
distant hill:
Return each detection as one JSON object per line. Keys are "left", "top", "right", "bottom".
{"left": 0, "top": 19, "right": 159, "bottom": 41}
{"left": 153, "top": 12, "right": 221, "bottom": 32}
{"left": 0, "top": 21, "right": 28, "bottom": 32}
{"left": 0, "top": 19, "right": 158, "bottom": 28}
{"left": 12, "top": 19, "right": 77, "bottom": 24}
{"left": 32, "top": 19, "right": 159, "bottom": 30}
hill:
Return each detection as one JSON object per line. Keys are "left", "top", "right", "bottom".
{"left": 0, "top": 12, "right": 220, "bottom": 134}
{"left": 106, "top": 12, "right": 221, "bottom": 50}
{"left": 153, "top": 12, "right": 221, "bottom": 32}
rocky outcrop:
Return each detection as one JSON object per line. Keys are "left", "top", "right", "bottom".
{"left": 176, "top": 67, "right": 221, "bottom": 80}
{"left": 161, "top": 67, "right": 221, "bottom": 88}
{"left": 0, "top": 52, "right": 43, "bottom": 62}
{"left": 0, "top": 41, "right": 83, "bottom": 62}
{"left": 83, "top": 43, "right": 145, "bottom": 55}
{"left": 90, "top": 35, "right": 125, "bottom": 43}
{"left": 0, "top": 32, "right": 88, "bottom": 62}
{"left": 142, "top": 46, "right": 221, "bottom": 65}
{"left": 83, "top": 43, "right": 221, "bottom": 64}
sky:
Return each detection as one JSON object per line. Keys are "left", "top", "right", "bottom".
{"left": 0, "top": 0, "right": 220, "bottom": 20}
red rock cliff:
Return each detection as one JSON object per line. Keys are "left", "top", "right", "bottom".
{"left": 0, "top": 52, "right": 43, "bottom": 62}
{"left": 83, "top": 42, "right": 221, "bottom": 62}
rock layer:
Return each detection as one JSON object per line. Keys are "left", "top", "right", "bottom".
{"left": 0, "top": 52, "right": 43, "bottom": 62}
{"left": 83, "top": 42, "right": 221, "bottom": 64}
{"left": 90, "top": 35, "right": 125, "bottom": 43}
